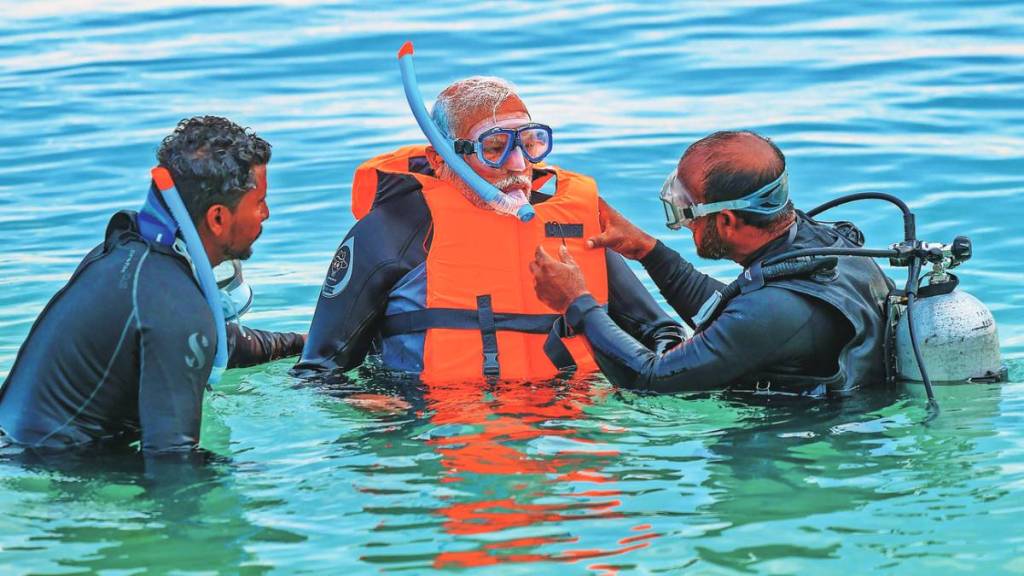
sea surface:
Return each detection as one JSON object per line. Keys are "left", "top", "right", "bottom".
{"left": 1, "top": 1, "right": 1022, "bottom": 574}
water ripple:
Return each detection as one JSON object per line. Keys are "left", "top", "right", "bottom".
{"left": 1, "top": 0, "right": 1023, "bottom": 573}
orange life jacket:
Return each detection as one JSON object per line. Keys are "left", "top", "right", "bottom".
{"left": 352, "top": 145, "right": 609, "bottom": 382}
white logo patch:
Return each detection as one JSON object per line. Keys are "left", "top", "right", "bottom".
{"left": 185, "top": 332, "right": 209, "bottom": 369}
{"left": 322, "top": 237, "right": 354, "bottom": 298}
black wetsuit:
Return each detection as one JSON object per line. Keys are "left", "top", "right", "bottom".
{"left": 295, "top": 167, "right": 684, "bottom": 377}
{"left": 563, "top": 214, "right": 890, "bottom": 396}
{"left": 0, "top": 211, "right": 304, "bottom": 452}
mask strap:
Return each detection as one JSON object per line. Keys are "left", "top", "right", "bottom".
{"left": 688, "top": 170, "right": 789, "bottom": 218}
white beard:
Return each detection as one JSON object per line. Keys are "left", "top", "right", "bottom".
{"left": 436, "top": 164, "right": 531, "bottom": 213}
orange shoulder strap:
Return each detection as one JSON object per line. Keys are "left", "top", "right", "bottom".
{"left": 351, "top": 145, "right": 430, "bottom": 219}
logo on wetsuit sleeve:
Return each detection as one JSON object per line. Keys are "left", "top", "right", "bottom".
{"left": 322, "top": 237, "right": 354, "bottom": 299}
{"left": 185, "top": 332, "right": 209, "bottom": 369}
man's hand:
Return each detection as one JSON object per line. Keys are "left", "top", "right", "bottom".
{"left": 587, "top": 197, "right": 658, "bottom": 260}
{"left": 530, "top": 245, "right": 589, "bottom": 313}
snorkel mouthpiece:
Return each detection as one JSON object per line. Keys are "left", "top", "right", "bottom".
{"left": 150, "top": 167, "right": 228, "bottom": 385}
{"left": 397, "top": 41, "right": 535, "bottom": 223}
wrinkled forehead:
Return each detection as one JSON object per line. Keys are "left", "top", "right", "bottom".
{"left": 465, "top": 112, "right": 534, "bottom": 141}
{"left": 457, "top": 94, "right": 531, "bottom": 139}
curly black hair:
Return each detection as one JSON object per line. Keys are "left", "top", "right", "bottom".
{"left": 156, "top": 116, "right": 271, "bottom": 225}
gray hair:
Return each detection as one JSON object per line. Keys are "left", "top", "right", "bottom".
{"left": 430, "top": 76, "right": 521, "bottom": 139}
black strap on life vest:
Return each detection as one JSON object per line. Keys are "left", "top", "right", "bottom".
{"left": 543, "top": 317, "right": 577, "bottom": 376}
{"left": 380, "top": 309, "right": 560, "bottom": 335}
{"left": 476, "top": 295, "right": 500, "bottom": 377}
{"left": 380, "top": 304, "right": 580, "bottom": 377}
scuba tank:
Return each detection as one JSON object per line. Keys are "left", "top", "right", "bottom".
{"left": 760, "top": 192, "right": 1006, "bottom": 415}
{"left": 887, "top": 237, "right": 1005, "bottom": 383}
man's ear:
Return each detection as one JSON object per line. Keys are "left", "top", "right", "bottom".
{"left": 425, "top": 145, "right": 444, "bottom": 173}
{"left": 204, "top": 204, "right": 231, "bottom": 237}
{"left": 717, "top": 210, "right": 737, "bottom": 236}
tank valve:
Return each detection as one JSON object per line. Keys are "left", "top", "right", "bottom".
{"left": 889, "top": 235, "right": 972, "bottom": 271}
{"left": 951, "top": 235, "right": 972, "bottom": 264}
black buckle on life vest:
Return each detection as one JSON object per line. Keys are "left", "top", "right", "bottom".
{"left": 482, "top": 352, "right": 500, "bottom": 377}
{"left": 477, "top": 295, "right": 500, "bottom": 378}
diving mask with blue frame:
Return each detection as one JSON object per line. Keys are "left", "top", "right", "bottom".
{"left": 453, "top": 122, "right": 553, "bottom": 169}
{"left": 660, "top": 168, "right": 789, "bottom": 230}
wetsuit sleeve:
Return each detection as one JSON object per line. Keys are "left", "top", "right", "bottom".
{"left": 293, "top": 223, "right": 380, "bottom": 375}
{"left": 135, "top": 258, "right": 213, "bottom": 453}
{"left": 295, "top": 194, "right": 430, "bottom": 377}
{"left": 226, "top": 323, "right": 305, "bottom": 368}
{"left": 639, "top": 241, "right": 727, "bottom": 328}
{"left": 604, "top": 250, "right": 686, "bottom": 353}
{"left": 566, "top": 286, "right": 821, "bottom": 392}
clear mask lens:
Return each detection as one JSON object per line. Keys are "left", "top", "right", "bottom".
{"left": 661, "top": 197, "right": 684, "bottom": 230}
{"left": 659, "top": 169, "right": 695, "bottom": 229}
{"left": 214, "top": 260, "right": 254, "bottom": 321}
{"left": 479, "top": 132, "right": 512, "bottom": 165}
{"left": 518, "top": 126, "right": 551, "bottom": 162}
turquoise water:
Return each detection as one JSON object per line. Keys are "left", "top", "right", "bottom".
{"left": 2, "top": 1, "right": 1023, "bottom": 573}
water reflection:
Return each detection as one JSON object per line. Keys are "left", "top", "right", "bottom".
{"left": 333, "top": 374, "right": 662, "bottom": 571}
{"left": 1, "top": 1, "right": 1022, "bottom": 571}
{"left": 306, "top": 370, "right": 1020, "bottom": 573}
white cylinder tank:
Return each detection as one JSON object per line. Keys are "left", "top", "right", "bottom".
{"left": 895, "top": 289, "right": 1003, "bottom": 382}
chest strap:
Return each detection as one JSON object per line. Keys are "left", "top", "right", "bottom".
{"left": 380, "top": 301, "right": 577, "bottom": 378}
{"left": 381, "top": 309, "right": 560, "bottom": 335}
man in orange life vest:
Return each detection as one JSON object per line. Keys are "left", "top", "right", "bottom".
{"left": 294, "top": 77, "right": 683, "bottom": 382}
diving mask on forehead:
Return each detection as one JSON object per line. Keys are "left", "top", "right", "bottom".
{"left": 660, "top": 169, "right": 790, "bottom": 230}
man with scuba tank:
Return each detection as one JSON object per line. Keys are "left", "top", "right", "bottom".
{"left": 296, "top": 75, "right": 683, "bottom": 381}
{"left": 0, "top": 116, "right": 305, "bottom": 454}
{"left": 531, "top": 130, "right": 892, "bottom": 397}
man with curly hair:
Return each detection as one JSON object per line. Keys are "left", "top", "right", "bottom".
{"left": 0, "top": 116, "right": 304, "bottom": 456}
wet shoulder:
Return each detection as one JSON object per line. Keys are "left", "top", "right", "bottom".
{"left": 726, "top": 285, "right": 818, "bottom": 331}
{"left": 132, "top": 246, "right": 209, "bottom": 316}
{"left": 349, "top": 174, "right": 432, "bottom": 263}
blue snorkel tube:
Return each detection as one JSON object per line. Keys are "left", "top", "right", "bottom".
{"left": 151, "top": 167, "right": 228, "bottom": 385}
{"left": 397, "top": 41, "right": 535, "bottom": 223}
